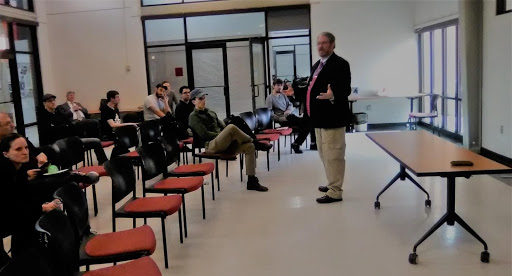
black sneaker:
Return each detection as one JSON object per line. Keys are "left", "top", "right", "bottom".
{"left": 291, "top": 143, "right": 303, "bottom": 154}
{"left": 247, "top": 176, "right": 269, "bottom": 192}
{"left": 254, "top": 141, "right": 272, "bottom": 151}
{"left": 70, "top": 171, "right": 100, "bottom": 186}
{"left": 316, "top": 195, "right": 343, "bottom": 204}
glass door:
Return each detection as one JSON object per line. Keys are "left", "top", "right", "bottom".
{"left": 187, "top": 43, "right": 230, "bottom": 120}
{"left": 249, "top": 38, "right": 267, "bottom": 111}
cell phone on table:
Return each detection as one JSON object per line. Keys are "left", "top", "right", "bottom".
{"left": 450, "top": 160, "right": 474, "bottom": 166}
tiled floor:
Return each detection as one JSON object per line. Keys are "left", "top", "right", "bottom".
{"left": 14, "top": 131, "right": 512, "bottom": 275}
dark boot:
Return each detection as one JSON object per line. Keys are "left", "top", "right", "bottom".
{"left": 310, "top": 143, "right": 317, "bottom": 150}
{"left": 69, "top": 171, "right": 100, "bottom": 186}
{"left": 254, "top": 141, "right": 272, "bottom": 151}
{"left": 291, "top": 143, "right": 303, "bottom": 154}
{"left": 247, "top": 176, "right": 268, "bottom": 192}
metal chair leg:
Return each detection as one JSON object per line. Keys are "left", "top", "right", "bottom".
{"left": 182, "top": 194, "right": 187, "bottom": 238}
{"left": 161, "top": 217, "right": 169, "bottom": 269}
{"left": 92, "top": 185, "right": 99, "bottom": 216}
{"left": 210, "top": 172, "right": 215, "bottom": 200}
{"left": 201, "top": 185, "right": 205, "bottom": 219}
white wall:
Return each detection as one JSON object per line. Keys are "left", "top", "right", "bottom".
{"left": 310, "top": 0, "right": 418, "bottom": 124}
{"left": 481, "top": 0, "right": 512, "bottom": 157}
{"left": 36, "top": 0, "right": 147, "bottom": 111}
{"left": 414, "top": 0, "right": 458, "bottom": 27}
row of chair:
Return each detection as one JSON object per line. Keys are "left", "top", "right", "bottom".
{"left": 35, "top": 108, "right": 295, "bottom": 273}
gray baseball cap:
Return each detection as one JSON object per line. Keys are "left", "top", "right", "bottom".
{"left": 190, "top": 88, "right": 208, "bottom": 100}
{"left": 42, "top": 93, "right": 56, "bottom": 102}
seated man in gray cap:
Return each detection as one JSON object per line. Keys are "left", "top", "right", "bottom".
{"left": 188, "top": 88, "right": 271, "bottom": 192}
{"left": 39, "top": 93, "right": 72, "bottom": 145}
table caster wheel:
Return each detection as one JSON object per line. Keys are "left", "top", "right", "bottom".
{"left": 481, "top": 251, "right": 489, "bottom": 263}
{"left": 408, "top": 253, "right": 417, "bottom": 264}
{"left": 425, "top": 199, "right": 431, "bottom": 207}
{"left": 374, "top": 201, "right": 380, "bottom": 209}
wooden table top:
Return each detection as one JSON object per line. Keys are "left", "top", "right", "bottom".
{"left": 366, "top": 130, "right": 512, "bottom": 177}
{"left": 348, "top": 93, "right": 427, "bottom": 102}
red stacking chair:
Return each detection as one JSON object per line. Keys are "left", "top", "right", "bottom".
{"left": 54, "top": 183, "right": 156, "bottom": 271}
{"left": 104, "top": 157, "right": 183, "bottom": 269}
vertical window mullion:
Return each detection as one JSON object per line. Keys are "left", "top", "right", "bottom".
{"left": 442, "top": 27, "right": 447, "bottom": 129}
{"left": 455, "top": 24, "right": 460, "bottom": 133}
{"left": 429, "top": 31, "right": 434, "bottom": 125}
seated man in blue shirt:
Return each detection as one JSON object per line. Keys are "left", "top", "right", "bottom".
{"left": 266, "top": 78, "right": 313, "bottom": 154}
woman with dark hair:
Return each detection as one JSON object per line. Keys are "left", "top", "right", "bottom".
{"left": 0, "top": 133, "right": 63, "bottom": 259}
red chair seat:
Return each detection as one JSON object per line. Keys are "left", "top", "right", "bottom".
{"left": 262, "top": 128, "right": 292, "bottom": 136}
{"left": 153, "top": 176, "right": 204, "bottom": 193}
{"left": 172, "top": 163, "right": 215, "bottom": 175}
{"left": 83, "top": 256, "right": 161, "bottom": 276}
{"left": 256, "top": 133, "right": 279, "bottom": 141}
{"left": 277, "top": 128, "right": 293, "bottom": 135}
{"left": 84, "top": 225, "right": 156, "bottom": 257}
{"left": 181, "top": 137, "right": 193, "bottom": 144}
{"left": 124, "top": 195, "right": 182, "bottom": 216}
{"left": 124, "top": 151, "right": 139, "bottom": 158}
{"left": 75, "top": 166, "right": 108, "bottom": 177}
{"left": 100, "top": 141, "right": 114, "bottom": 148}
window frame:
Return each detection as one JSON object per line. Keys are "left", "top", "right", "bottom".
{"left": 0, "top": 19, "right": 43, "bottom": 143}
{"left": 0, "top": 0, "right": 34, "bottom": 12}
{"left": 141, "top": 5, "right": 311, "bottom": 95}
{"left": 141, "top": 0, "right": 225, "bottom": 7}
{"left": 497, "top": 0, "right": 512, "bottom": 15}
{"left": 417, "top": 19, "right": 461, "bottom": 136}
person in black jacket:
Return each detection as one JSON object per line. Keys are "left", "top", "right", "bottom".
{"left": 306, "top": 32, "right": 351, "bottom": 204}
{"left": 0, "top": 134, "right": 63, "bottom": 259}
{"left": 38, "top": 94, "right": 72, "bottom": 146}
{"left": 174, "top": 86, "right": 194, "bottom": 139}
{"left": 56, "top": 91, "right": 89, "bottom": 123}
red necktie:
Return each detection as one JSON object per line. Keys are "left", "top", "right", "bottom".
{"left": 306, "top": 61, "right": 325, "bottom": 116}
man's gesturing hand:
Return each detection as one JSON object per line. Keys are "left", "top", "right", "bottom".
{"left": 317, "top": 84, "right": 334, "bottom": 100}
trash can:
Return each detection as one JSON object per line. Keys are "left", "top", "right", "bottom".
{"left": 353, "top": 112, "right": 368, "bottom": 132}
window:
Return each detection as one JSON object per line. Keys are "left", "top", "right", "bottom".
{"left": 418, "top": 20, "right": 461, "bottom": 135}
{"left": 0, "top": 20, "right": 42, "bottom": 145}
{"left": 144, "top": 18, "right": 185, "bottom": 46}
{"left": 0, "top": 0, "right": 32, "bottom": 11}
{"left": 142, "top": 0, "right": 222, "bottom": 6}
{"left": 186, "top": 12, "right": 265, "bottom": 42}
{"left": 497, "top": 0, "right": 512, "bottom": 15}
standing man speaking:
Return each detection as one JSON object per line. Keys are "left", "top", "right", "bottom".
{"left": 307, "top": 32, "right": 352, "bottom": 204}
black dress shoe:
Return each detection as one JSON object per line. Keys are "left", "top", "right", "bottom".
{"left": 291, "top": 143, "right": 303, "bottom": 154}
{"left": 318, "top": 186, "right": 329, "bottom": 193}
{"left": 247, "top": 176, "right": 269, "bottom": 192}
{"left": 316, "top": 195, "right": 343, "bottom": 204}
{"left": 310, "top": 143, "right": 317, "bottom": 150}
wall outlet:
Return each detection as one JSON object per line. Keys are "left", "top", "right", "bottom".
{"left": 366, "top": 104, "right": 372, "bottom": 111}
{"left": 500, "top": 125, "right": 504, "bottom": 134}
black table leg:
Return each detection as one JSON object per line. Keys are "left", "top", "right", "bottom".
{"left": 408, "top": 176, "right": 489, "bottom": 264}
{"left": 374, "top": 165, "right": 431, "bottom": 209}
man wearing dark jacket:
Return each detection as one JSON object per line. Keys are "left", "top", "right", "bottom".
{"left": 39, "top": 94, "right": 72, "bottom": 146}
{"left": 56, "top": 91, "right": 89, "bottom": 123}
{"left": 307, "top": 32, "right": 352, "bottom": 204}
